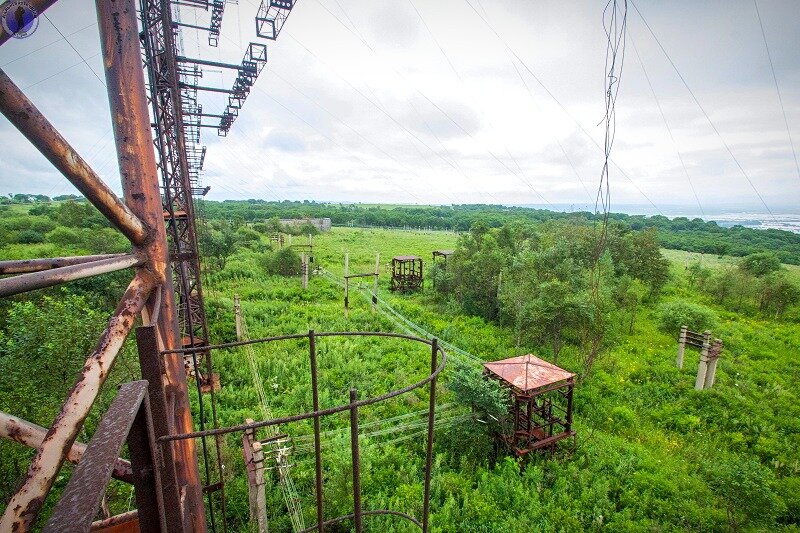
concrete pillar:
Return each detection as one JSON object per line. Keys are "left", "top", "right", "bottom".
{"left": 344, "top": 253, "right": 349, "bottom": 318}
{"left": 676, "top": 325, "right": 687, "bottom": 369}
{"left": 372, "top": 252, "right": 380, "bottom": 311}
{"left": 695, "top": 331, "right": 711, "bottom": 390}
{"left": 301, "top": 253, "right": 308, "bottom": 289}
{"left": 704, "top": 340, "right": 722, "bottom": 389}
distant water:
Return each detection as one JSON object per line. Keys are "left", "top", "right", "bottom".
{"left": 514, "top": 204, "right": 800, "bottom": 234}
{"left": 682, "top": 213, "right": 800, "bottom": 234}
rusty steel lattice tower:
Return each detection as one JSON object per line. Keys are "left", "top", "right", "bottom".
{"left": 0, "top": 0, "right": 295, "bottom": 530}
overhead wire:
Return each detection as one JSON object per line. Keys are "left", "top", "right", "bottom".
{"left": 627, "top": 28, "right": 704, "bottom": 217}
{"left": 318, "top": 0, "right": 553, "bottom": 207}
{"left": 630, "top": 0, "right": 776, "bottom": 220}
{"left": 461, "top": 0, "right": 662, "bottom": 214}
{"left": 0, "top": 21, "right": 97, "bottom": 68}
{"left": 753, "top": 0, "right": 800, "bottom": 184}
{"left": 42, "top": 14, "right": 106, "bottom": 88}
{"left": 406, "top": 0, "right": 555, "bottom": 206}
{"left": 19, "top": 52, "right": 102, "bottom": 90}
{"left": 280, "top": 31, "right": 499, "bottom": 204}
{"left": 237, "top": 301, "right": 306, "bottom": 532}
{"left": 594, "top": 0, "right": 628, "bottom": 260}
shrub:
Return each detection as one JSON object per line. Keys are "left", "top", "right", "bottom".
{"left": 657, "top": 300, "right": 718, "bottom": 333}
{"left": 47, "top": 226, "right": 81, "bottom": 247}
{"left": 263, "top": 248, "right": 301, "bottom": 276}
{"left": 16, "top": 229, "right": 45, "bottom": 244}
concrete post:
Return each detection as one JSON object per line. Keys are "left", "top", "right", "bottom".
{"left": 704, "top": 340, "right": 722, "bottom": 389}
{"left": 344, "top": 253, "right": 349, "bottom": 319}
{"left": 243, "top": 418, "right": 268, "bottom": 533}
{"left": 252, "top": 441, "right": 268, "bottom": 533}
{"left": 301, "top": 253, "right": 308, "bottom": 290}
{"left": 676, "top": 325, "right": 687, "bottom": 369}
{"left": 234, "top": 294, "right": 242, "bottom": 341}
{"left": 695, "top": 331, "right": 711, "bottom": 390}
{"left": 372, "top": 252, "right": 380, "bottom": 311}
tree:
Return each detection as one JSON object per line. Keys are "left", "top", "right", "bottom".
{"left": 702, "top": 454, "right": 782, "bottom": 531}
{"left": 758, "top": 272, "right": 800, "bottom": 318}
{"left": 686, "top": 261, "right": 711, "bottom": 290}
{"left": 16, "top": 229, "right": 44, "bottom": 244}
{"left": 739, "top": 252, "right": 781, "bottom": 277}
{"left": 263, "top": 248, "right": 302, "bottom": 276}
{"left": 199, "top": 224, "right": 238, "bottom": 272}
{"left": 613, "top": 275, "right": 647, "bottom": 333}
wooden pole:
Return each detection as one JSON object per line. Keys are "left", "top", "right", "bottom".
{"left": 676, "top": 325, "right": 687, "bottom": 369}
{"left": 301, "top": 253, "right": 308, "bottom": 290}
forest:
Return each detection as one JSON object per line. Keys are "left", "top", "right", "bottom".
{"left": 1, "top": 198, "right": 800, "bottom": 531}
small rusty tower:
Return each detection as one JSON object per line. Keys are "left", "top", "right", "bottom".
{"left": 483, "top": 354, "right": 575, "bottom": 456}
{"left": 390, "top": 255, "right": 423, "bottom": 292}
{"left": 432, "top": 249, "right": 453, "bottom": 267}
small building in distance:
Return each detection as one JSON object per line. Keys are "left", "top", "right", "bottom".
{"left": 483, "top": 354, "right": 575, "bottom": 456}
{"left": 279, "top": 217, "right": 332, "bottom": 232}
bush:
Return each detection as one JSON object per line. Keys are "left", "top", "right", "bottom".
{"left": 263, "top": 248, "right": 301, "bottom": 276}
{"left": 16, "top": 229, "right": 45, "bottom": 244}
{"left": 47, "top": 226, "right": 81, "bottom": 247}
{"left": 657, "top": 300, "right": 718, "bottom": 333}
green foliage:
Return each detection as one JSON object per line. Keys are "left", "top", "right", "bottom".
{"left": 657, "top": 300, "right": 719, "bottom": 333}
{"left": 3, "top": 199, "right": 800, "bottom": 531}
{"left": 195, "top": 200, "right": 800, "bottom": 264}
{"left": 0, "top": 293, "right": 138, "bottom": 507}
{"left": 262, "top": 248, "right": 302, "bottom": 276}
{"left": 740, "top": 252, "right": 781, "bottom": 277}
{"left": 447, "top": 359, "right": 508, "bottom": 422}
{"left": 701, "top": 454, "right": 783, "bottom": 530}
{"left": 758, "top": 271, "right": 800, "bottom": 318}
{"left": 16, "top": 229, "right": 45, "bottom": 244}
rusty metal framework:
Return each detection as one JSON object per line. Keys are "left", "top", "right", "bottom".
{"left": 391, "top": 255, "right": 424, "bottom": 292}
{"left": 163, "top": 330, "right": 445, "bottom": 533}
{"left": 483, "top": 355, "right": 576, "bottom": 456}
{"left": 0, "top": 0, "right": 205, "bottom": 529}
{"left": 0, "top": 0, "right": 443, "bottom": 531}
{"left": 256, "top": 0, "right": 295, "bottom": 40}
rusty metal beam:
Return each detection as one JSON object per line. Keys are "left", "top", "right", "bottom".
{"left": 0, "top": 411, "right": 133, "bottom": 484}
{"left": 44, "top": 381, "right": 151, "bottom": 532}
{"left": 96, "top": 0, "right": 206, "bottom": 528}
{"left": 0, "top": 254, "right": 127, "bottom": 275}
{"left": 0, "top": 0, "right": 59, "bottom": 46}
{"left": 0, "top": 271, "right": 155, "bottom": 531}
{"left": 0, "top": 69, "right": 149, "bottom": 246}
{"left": 0, "top": 254, "right": 143, "bottom": 297}
{"left": 90, "top": 510, "right": 139, "bottom": 531}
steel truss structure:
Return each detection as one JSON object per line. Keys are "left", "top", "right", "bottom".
{"left": 0, "top": 0, "right": 443, "bottom": 531}
{"left": 0, "top": 0, "right": 205, "bottom": 529}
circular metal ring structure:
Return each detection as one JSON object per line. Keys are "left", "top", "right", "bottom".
{"left": 161, "top": 330, "right": 446, "bottom": 532}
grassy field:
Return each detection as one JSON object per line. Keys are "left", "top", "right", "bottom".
{"left": 662, "top": 248, "right": 800, "bottom": 283}
{"left": 191, "top": 227, "right": 800, "bottom": 532}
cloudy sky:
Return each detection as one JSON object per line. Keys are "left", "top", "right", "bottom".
{"left": 1, "top": 0, "right": 798, "bottom": 214}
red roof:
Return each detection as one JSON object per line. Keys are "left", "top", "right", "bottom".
{"left": 483, "top": 354, "right": 575, "bottom": 392}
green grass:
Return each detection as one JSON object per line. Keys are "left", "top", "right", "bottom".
{"left": 196, "top": 228, "right": 800, "bottom": 531}
{"left": 662, "top": 248, "right": 800, "bottom": 283}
